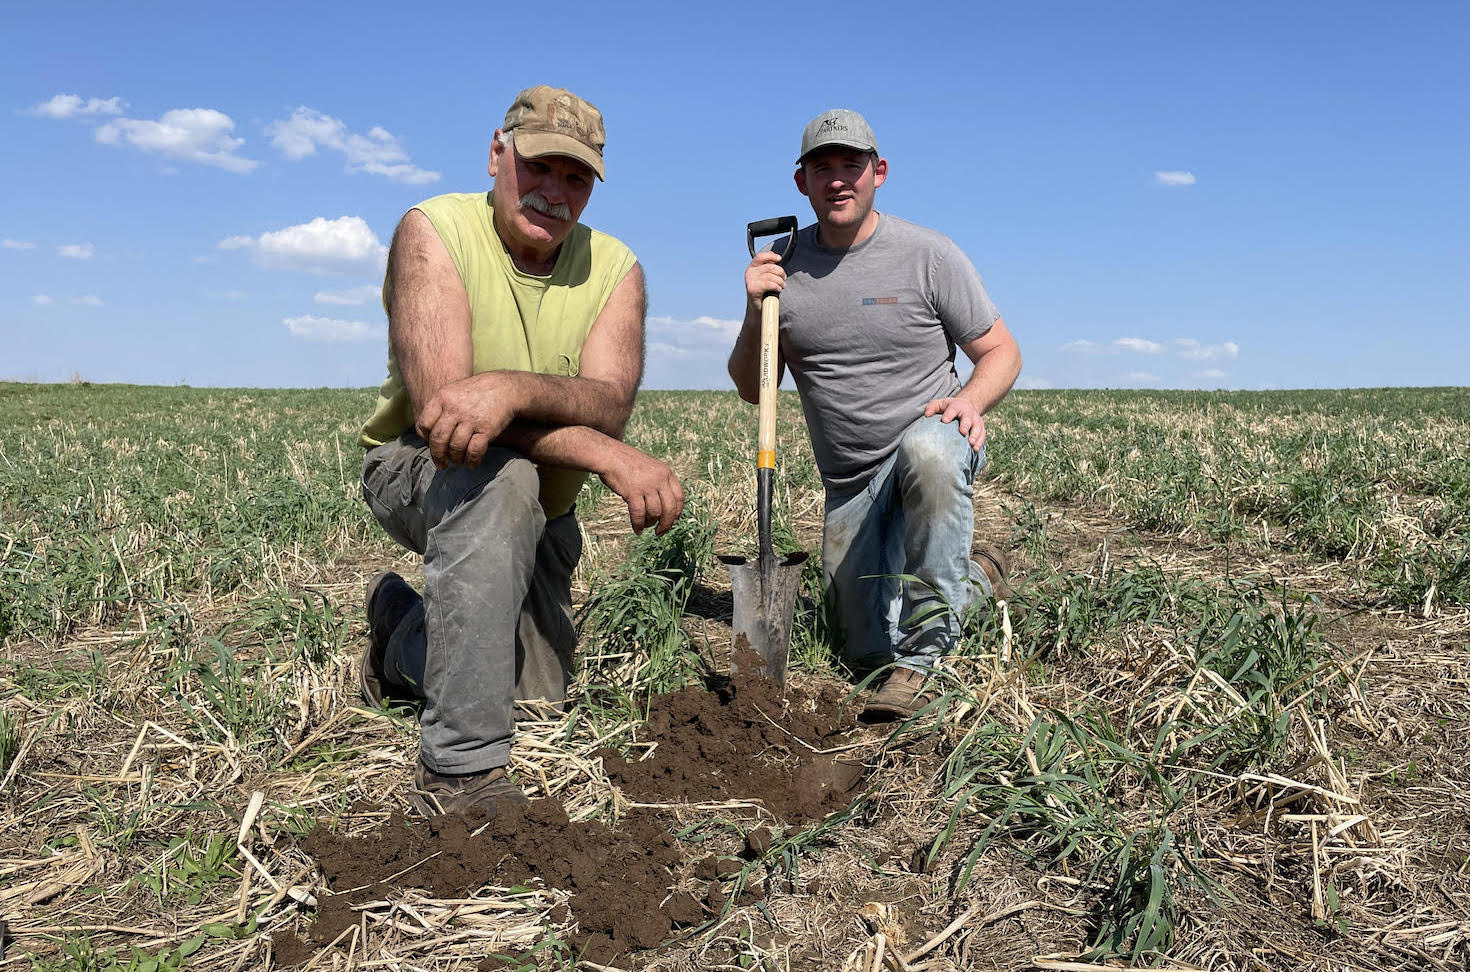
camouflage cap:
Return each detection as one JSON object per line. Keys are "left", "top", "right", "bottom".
{"left": 502, "top": 85, "right": 607, "bottom": 180}
{"left": 797, "top": 108, "right": 879, "bottom": 164}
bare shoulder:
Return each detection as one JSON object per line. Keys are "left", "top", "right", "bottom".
{"left": 384, "top": 207, "right": 461, "bottom": 312}
{"left": 618, "top": 260, "right": 645, "bottom": 292}
{"left": 387, "top": 208, "right": 456, "bottom": 278}
{"left": 394, "top": 207, "right": 439, "bottom": 247}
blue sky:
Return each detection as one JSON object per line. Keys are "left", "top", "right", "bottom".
{"left": 3, "top": 1, "right": 1466, "bottom": 391}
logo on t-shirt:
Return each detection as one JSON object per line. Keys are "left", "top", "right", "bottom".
{"left": 860, "top": 297, "right": 898, "bottom": 306}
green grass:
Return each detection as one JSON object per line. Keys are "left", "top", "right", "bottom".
{"left": 3, "top": 382, "right": 1464, "bottom": 969}
{"left": 132, "top": 833, "right": 240, "bottom": 906}
{"left": 987, "top": 387, "right": 1470, "bottom": 609}
{"left": 578, "top": 498, "right": 716, "bottom": 694}
{"left": 0, "top": 706, "right": 20, "bottom": 789}
{"left": 0, "top": 384, "right": 383, "bottom": 646}
{"left": 30, "top": 935, "right": 206, "bottom": 972}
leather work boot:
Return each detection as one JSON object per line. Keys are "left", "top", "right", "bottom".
{"left": 973, "top": 544, "right": 1014, "bottom": 603}
{"left": 409, "top": 763, "right": 530, "bottom": 816}
{"left": 860, "top": 666, "right": 943, "bottom": 723}
{"left": 361, "top": 570, "right": 422, "bottom": 708}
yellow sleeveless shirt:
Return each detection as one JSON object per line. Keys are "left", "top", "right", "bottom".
{"left": 359, "top": 192, "right": 637, "bottom": 517}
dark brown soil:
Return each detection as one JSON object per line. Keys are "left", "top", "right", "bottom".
{"left": 599, "top": 656, "right": 863, "bottom": 821}
{"left": 276, "top": 666, "right": 863, "bottom": 967}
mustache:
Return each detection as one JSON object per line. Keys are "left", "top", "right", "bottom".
{"left": 519, "top": 191, "right": 572, "bottom": 221}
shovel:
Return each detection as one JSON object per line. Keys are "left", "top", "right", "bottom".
{"left": 719, "top": 216, "right": 808, "bottom": 685}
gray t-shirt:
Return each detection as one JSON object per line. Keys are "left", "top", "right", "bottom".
{"left": 777, "top": 213, "right": 999, "bottom": 494}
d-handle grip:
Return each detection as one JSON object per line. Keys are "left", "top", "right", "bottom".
{"left": 746, "top": 215, "right": 798, "bottom": 261}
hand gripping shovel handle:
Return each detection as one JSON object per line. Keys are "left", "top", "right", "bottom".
{"left": 746, "top": 217, "right": 798, "bottom": 569}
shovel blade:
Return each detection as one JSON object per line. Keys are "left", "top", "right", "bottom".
{"left": 719, "top": 551, "right": 809, "bottom": 685}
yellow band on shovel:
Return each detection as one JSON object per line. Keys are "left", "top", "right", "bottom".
{"left": 757, "top": 450, "right": 776, "bottom": 469}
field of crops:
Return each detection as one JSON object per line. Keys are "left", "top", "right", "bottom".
{"left": 2, "top": 382, "right": 1467, "bottom": 971}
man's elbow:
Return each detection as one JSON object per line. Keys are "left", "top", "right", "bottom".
{"left": 593, "top": 384, "right": 636, "bottom": 440}
{"left": 728, "top": 363, "right": 759, "bottom": 404}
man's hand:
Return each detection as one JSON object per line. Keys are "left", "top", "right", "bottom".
{"left": 730, "top": 251, "right": 788, "bottom": 403}
{"left": 416, "top": 372, "right": 517, "bottom": 468}
{"left": 598, "top": 443, "right": 685, "bottom": 535}
{"left": 744, "top": 250, "right": 786, "bottom": 309}
{"left": 923, "top": 396, "right": 987, "bottom": 451}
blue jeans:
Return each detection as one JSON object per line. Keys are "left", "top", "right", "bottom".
{"left": 822, "top": 414, "right": 990, "bottom": 671}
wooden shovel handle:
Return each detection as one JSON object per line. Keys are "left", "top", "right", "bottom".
{"left": 757, "top": 293, "right": 779, "bottom": 470}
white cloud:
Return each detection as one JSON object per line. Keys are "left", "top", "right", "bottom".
{"left": 222, "top": 216, "right": 388, "bottom": 275}
{"left": 1060, "top": 337, "right": 1164, "bottom": 354}
{"left": 267, "top": 107, "right": 440, "bottom": 184}
{"left": 96, "top": 108, "right": 260, "bottom": 173}
{"left": 1174, "top": 338, "right": 1239, "bottom": 361}
{"left": 644, "top": 314, "right": 742, "bottom": 363}
{"left": 641, "top": 314, "right": 745, "bottom": 389}
{"left": 647, "top": 314, "right": 743, "bottom": 341}
{"left": 1014, "top": 375, "right": 1054, "bottom": 390}
{"left": 3, "top": 239, "right": 36, "bottom": 250}
{"left": 266, "top": 107, "right": 342, "bottom": 159}
{"left": 1128, "top": 372, "right": 1162, "bottom": 383}
{"left": 645, "top": 315, "right": 743, "bottom": 355}
{"left": 315, "top": 284, "right": 381, "bottom": 306}
{"left": 33, "top": 294, "right": 53, "bottom": 305}
{"left": 283, "top": 314, "right": 385, "bottom": 343}
{"left": 58, "top": 242, "right": 94, "bottom": 259}
{"left": 30, "top": 94, "right": 124, "bottom": 119}
{"left": 73, "top": 295, "right": 104, "bottom": 307}
{"left": 1193, "top": 368, "right": 1228, "bottom": 380}
{"left": 1155, "top": 170, "right": 1196, "bottom": 187}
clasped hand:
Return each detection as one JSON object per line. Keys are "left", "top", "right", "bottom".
{"left": 416, "top": 373, "right": 516, "bottom": 469}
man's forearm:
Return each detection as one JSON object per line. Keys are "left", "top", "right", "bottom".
{"left": 727, "top": 304, "right": 763, "bottom": 404}
{"left": 496, "top": 419, "right": 626, "bottom": 475}
{"left": 958, "top": 344, "right": 1023, "bottom": 415}
{"left": 462, "top": 369, "right": 634, "bottom": 439}
{"left": 497, "top": 419, "right": 684, "bottom": 536}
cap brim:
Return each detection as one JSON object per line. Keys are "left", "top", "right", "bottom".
{"left": 513, "top": 130, "right": 606, "bottom": 181}
{"left": 796, "top": 139, "right": 878, "bottom": 164}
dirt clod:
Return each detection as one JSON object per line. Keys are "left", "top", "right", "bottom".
{"left": 744, "top": 826, "right": 774, "bottom": 858}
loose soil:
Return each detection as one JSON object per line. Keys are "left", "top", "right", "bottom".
{"left": 276, "top": 660, "right": 864, "bottom": 967}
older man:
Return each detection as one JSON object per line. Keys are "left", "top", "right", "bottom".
{"left": 731, "top": 108, "right": 1021, "bottom": 721}
{"left": 358, "top": 85, "right": 683, "bottom": 813}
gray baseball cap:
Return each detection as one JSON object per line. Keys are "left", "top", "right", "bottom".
{"left": 796, "top": 108, "right": 879, "bottom": 164}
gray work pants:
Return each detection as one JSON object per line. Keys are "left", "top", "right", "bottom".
{"left": 361, "top": 432, "right": 580, "bottom": 775}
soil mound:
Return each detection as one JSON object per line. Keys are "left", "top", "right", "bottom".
{"left": 600, "top": 667, "right": 862, "bottom": 821}
{"left": 278, "top": 670, "right": 863, "bottom": 966}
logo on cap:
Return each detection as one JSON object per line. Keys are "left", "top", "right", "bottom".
{"left": 797, "top": 108, "right": 878, "bottom": 164}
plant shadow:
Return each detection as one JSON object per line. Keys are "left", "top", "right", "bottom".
{"left": 683, "top": 581, "right": 733, "bottom": 624}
